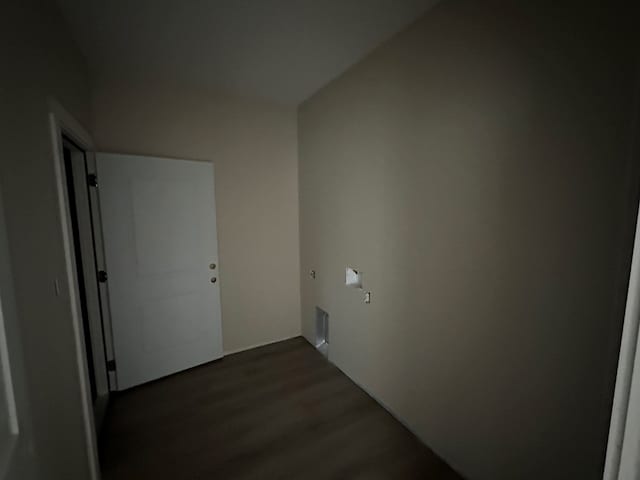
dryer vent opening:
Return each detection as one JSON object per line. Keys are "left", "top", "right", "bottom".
{"left": 315, "top": 307, "right": 329, "bottom": 358}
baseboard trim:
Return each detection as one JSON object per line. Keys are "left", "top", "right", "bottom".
{"left": 223, "top": 334, "right": 301, "bottom": 356}
{"left": 300, "top": 336, "right": 464, "bottom": 479}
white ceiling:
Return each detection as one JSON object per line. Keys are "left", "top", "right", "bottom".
{"left": 56, "top": 0, "right": 440, "bottom": 105}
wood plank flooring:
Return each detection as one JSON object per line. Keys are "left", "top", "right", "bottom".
{"left": 99, "top": 337, "right": 463, "bottom": 479}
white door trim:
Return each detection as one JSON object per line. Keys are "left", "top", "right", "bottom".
{"left": 603, "top": 202, "right": 640, "bottom": 480}
{"left": 48, "top": 98, "right": 100, "bottom": 480}
{"left": 603, "top": 61, "right": 640, "bottom": 480}
{"left": 0, "top": 191, "right": 20, "bottom": 480}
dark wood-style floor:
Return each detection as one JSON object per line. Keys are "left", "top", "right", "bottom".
{"left": 99, "top": 337, "right": 462, "bottom": 479}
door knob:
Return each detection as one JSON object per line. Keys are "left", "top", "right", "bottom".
{"left": 210, "top": 277, "right": 217, "bottom": 283}
{"left": 209, "top": 263, "right": 216, "bottom": 270}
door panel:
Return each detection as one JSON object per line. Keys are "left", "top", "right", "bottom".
{"left": 132, "top": 178, "right": 202, "bottom": 274}
{"left": 96, "top": 153, "right": 223, "bottom": 390}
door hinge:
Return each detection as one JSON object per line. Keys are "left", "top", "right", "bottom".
{"left": 98, "top": 270, "right": 108, "bottom": 283}
{"left": 106, "top": 359, "right": 116, "bottom": 372}
{"left": 87, "top": 173, "right": 98, "bottom": 187}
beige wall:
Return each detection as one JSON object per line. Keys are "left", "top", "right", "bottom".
{"left": 91, "top": 80, "right": 301, "bottom": 354}
{"left": 0, "top": 0, "right": 93, "bottom": 478}
{"left": 298, "top": 1, "right": 639, "bottom": 479}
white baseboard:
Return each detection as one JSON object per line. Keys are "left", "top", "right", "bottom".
{"left": 299, "top": 336, "right": 463, "bottom": 478}
{"left": 223, "top": 334, "right": 301, "bottom": 356}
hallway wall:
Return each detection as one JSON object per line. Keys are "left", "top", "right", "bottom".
{"left": 0, "top": 0, "right": 93, "bottom": 478}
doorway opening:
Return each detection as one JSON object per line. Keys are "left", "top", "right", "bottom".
{"left": 63, "top": 140, "right": 97, "bottom": 401}
{"left": 61, "top": 136, "right": 113, "bottom": 427}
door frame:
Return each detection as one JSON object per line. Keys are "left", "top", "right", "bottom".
{"left": 603, "top": 61, "right": 640, "bottom": 479}
{"left": 603, "top": 201, "right": 640, "bottom": 480}
{"left": 0, "top": 187, "right": 22, "bottom": 480}
{"left": 48, "top": 98, "right": 101, "bottom": 480}
{"left": 63, "top": 136, "right": 117, "bottom": 427}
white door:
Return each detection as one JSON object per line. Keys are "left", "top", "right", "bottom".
{"left": 96, "top": 153, "right": 223, "bottom": 390}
